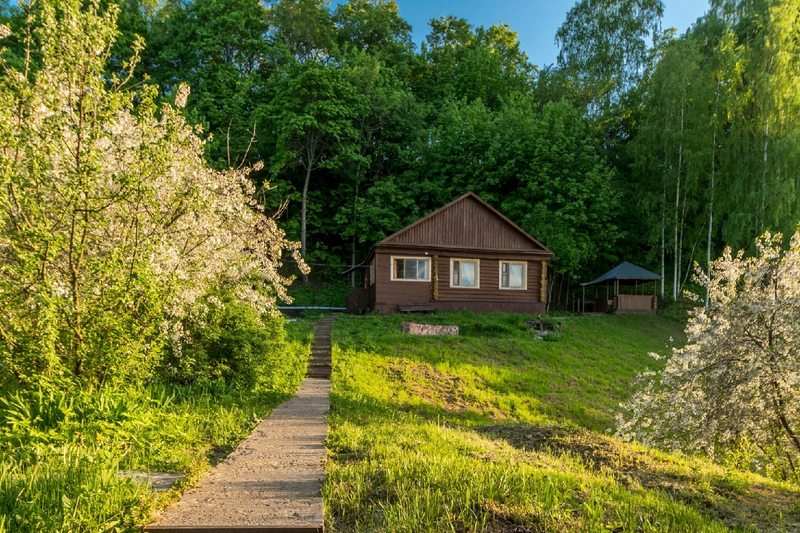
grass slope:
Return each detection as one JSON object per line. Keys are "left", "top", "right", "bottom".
{"left": 325, "top": 312, "right": 800, "bottom": 532}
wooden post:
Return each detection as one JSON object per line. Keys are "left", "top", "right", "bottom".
{"left": 654, "top": 280, "right": 657, "bottom": 310}
{"left": 582, "top": 285, "right": 586, "bottom": 314}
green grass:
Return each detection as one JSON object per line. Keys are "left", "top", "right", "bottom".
{"left": 0, "top": 320, "right": 314, "bottom": 533}
{"left": 325, "top": 312, "right": 800, "bottom": 532}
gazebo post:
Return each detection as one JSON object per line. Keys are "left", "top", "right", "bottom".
{"left": 582, "top": 285, "right": 585, "bottom": 314}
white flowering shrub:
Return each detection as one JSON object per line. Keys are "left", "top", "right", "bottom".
{"left": 0, "top": 0, "right": 305, "bottom": 389}
{"left": 616, "top": 229, "right": 800, "bottom": 481}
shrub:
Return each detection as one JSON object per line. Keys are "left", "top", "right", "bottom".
{"left": 161, "top": 293, "right": 307, "bottom": 391}
{"left": 0, "top": 0, "right": 305, "bottom": 391}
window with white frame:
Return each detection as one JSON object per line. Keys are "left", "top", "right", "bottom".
{"left": 500, "top": 261, "right": 527, "bottom": 289}
{"left": 392, "top": 256, "right": 430, "bottom": 281}
{"left": 369, "top": 259, "right": 376, "bottom": 286}
{"left": 450, "top": 258, "right": 480, "bottom": 288}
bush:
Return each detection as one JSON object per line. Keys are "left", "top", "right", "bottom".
{"left": 0, "top": 0, "right": 304, "bottom": 391}
{"left": 282, "top": 281, "right": 351, "bottom": 308}
{"left": 161, "top": 295, "right": 299, "bottom": 390}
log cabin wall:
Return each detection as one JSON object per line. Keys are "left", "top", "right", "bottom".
{"left": 371, "top": 246, "right": 549, "bottom": 314}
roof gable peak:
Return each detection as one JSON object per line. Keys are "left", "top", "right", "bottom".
{"left": 379, "top": 192, "right": 552, "bottom": 253}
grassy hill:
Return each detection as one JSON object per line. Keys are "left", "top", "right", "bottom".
{"left": 324, "top": 312, "right": 800, "bottom": 532}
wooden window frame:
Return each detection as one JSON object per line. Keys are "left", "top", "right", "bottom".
{"left": 390, "top": 256, "right": 431, "bottom": 282}
{"left": 499, "top": 260, "right": 527, "bottom": 290}
{"left": 449, "top": 258, "right": 480, "bottom": 289}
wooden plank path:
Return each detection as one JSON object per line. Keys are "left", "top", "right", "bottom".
{"left": 144, "top": 316, "right": 336, "bottom": 533}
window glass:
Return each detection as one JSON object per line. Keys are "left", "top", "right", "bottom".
{"left": 417, "top": 259, "right": 427, "bottom": 280}
{"left": 451, "top": 259, "right": 478, "bottom": 287}
{"left": 461, "top": 262, "right": 475, "bottom": 286}
{"left": 509, "top": 264, "right": 523, "bottom": 287}
{"left": 394, "top": 257, "right": 429, "bottom": 280}
{"left": 407, "top": 259, "right": 417, "bottom": 279}
{"left": 500, "top": 261, "right": 526, "bottom": 288}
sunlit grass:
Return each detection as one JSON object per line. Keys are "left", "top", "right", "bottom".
{"left": 0, "top": 320, "right": 314, "bottom": 533}
{"left": 325, "top": 312, "right": 800, "bottom": 532}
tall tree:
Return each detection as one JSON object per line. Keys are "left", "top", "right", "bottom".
{"left": 146, "top": 0, "right": 271, "bottom": 167}
{"left": 555, "top": 0, "right": 664, "bottom": 116}
{"left": 264, "top": 60, "right": 360, "bottom": 282}
{"left": 416, "top": 16, "right": 534, "bottom": 111}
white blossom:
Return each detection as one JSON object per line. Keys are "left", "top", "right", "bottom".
{"left": 616, "top": 230, "right": 800, "bottom": 480}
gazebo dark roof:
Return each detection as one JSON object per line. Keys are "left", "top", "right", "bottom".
{"left": 584, "top": 261, "right": 661, "bottom": 286}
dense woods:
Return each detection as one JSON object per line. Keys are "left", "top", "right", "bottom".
{"left": 4, "top": 0, "right": 797, "bottom": 296}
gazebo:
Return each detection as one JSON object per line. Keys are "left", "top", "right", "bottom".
{"left": 572, "top": 262, "right": 662, "bottom": 314}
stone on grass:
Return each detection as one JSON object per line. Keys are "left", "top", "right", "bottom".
{"left": 402, "top": 322, "right": 459, "bottom": 336}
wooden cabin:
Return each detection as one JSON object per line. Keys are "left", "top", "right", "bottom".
{"left": 345, "top": 192, "right": 553, "bottom": 314}
{"left": 572, "top": 262, "right": 661, "bottom": 314}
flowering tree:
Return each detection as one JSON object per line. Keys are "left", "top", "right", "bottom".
{"left": 0, "top": 0, "right": 305, "bottom": 389}
{"left": 616, "top": 229, "right": 800, "bottom": 480}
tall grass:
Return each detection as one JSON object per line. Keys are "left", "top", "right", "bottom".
{"left": 0, "top": 320, "right": 314, "bottom": 532}
{"left": 0, "top": 445, "right": 147, "bottom": 532}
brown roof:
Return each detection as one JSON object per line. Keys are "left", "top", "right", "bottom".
{"left": 379, "top": 192, "right": 553, "bottom": 254}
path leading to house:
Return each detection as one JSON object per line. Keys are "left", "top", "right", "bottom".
{"left": 144, "top": 315, "right": 336, "bottom": 533}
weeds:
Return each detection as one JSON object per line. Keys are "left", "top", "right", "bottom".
{"left": 0, "top": 320, "right": 313, "bottom": 532}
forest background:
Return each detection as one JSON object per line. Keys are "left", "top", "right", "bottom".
{"left": 3, "top": 0, "right": 800, "bottom": 303}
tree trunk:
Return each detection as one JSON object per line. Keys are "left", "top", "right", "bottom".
{"left": 673, "top": 103, "right": 684, "bottom": 300}
{"left": 759, "top": 115, "right": 769, "bottom": 235}
{"left": 661, "top": 183, "right": 666, "bottom": 299}
{"left": 706, "top": 81, "right": 719, "bottom": 309}
{"left": 351, "top": 161, "right": 361, "bottom": 288}
{"left": 301, "top": 163, "right": 312, "bottom": 284}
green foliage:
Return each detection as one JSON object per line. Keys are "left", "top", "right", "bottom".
{"left": 162, "top": 296, "right": 306, "bottom": 391}
{"left": 0, "top": 319, "right": 312, "bottom": 531}
{"left": 283, "top": 281, "right": 351, "bottom": 308}
{"left": 145, "top": 0, "right": 272, "bottom": 167}
{"left": 416, "top": 16, "right": 534, "bottom": 110}
{"left": 395, "top": 96, "right": 621, "bottom": 276}
{"left": 555, "top": 0, "right": 664, "bottom": 115}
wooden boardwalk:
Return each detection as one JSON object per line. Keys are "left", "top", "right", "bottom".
{"left": 144, "top": 316, "right": 335, "bottom": 533}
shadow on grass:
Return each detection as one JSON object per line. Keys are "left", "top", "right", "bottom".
{"left": 477, "top": 423, "right": 800, "bottom": 532}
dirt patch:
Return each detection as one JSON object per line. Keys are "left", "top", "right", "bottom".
{"left": 478, "top": 424, "right": 800, "bottom": 532}
{"left": 384, "top": 363, "right": 507, "bottom": 421}
{"left": 479, "top": 501, "right": 547, "bottom": 533}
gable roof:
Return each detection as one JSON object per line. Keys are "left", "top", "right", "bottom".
{"left": 379, "top": 192, "right": 552, "bottom": 254}
{"left": 584, "top": 262, "right": 662, "bottom": 285}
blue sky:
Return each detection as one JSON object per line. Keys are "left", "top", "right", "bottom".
{"left": 332, "top": 0, "right": 711, "bottom": 68}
